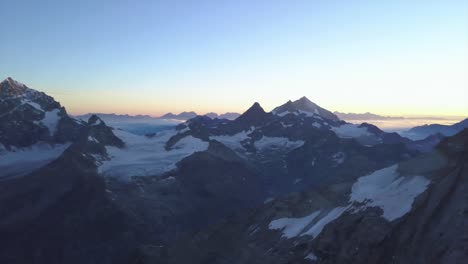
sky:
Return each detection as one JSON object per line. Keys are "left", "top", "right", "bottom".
{"left": 1, "top": 0, "right": 467, "bottom": 117}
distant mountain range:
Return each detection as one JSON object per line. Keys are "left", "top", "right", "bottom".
{"left": 400, "top": 118, "right": 468, "bottom": 140}
{"left": 76, "top": 111, "right": 240, "bottom": 122}
{"left": 334, "top": 111, "right": 404, "bottom": 120}
{"left": 160, "top": 111, "right": 240, "bottom": 120}
{"left": 75, "top": 113, "right": 156, "bottom": 122}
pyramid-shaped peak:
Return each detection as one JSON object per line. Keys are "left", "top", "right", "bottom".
{"left": 245, "top": 102, "right": 265, "bottom": 114}
{"left": 272, "top": 97, "right": 340, "bottom": 121}
{"left": 235, "top": 102, "right": 267, "bottom": 124}
{"left": 251, "top": 102, "right": 262, "bottom": 108}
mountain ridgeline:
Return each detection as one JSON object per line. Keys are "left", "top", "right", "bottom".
{"left": 0, "top": 78, "right": 466, "bottom": 264}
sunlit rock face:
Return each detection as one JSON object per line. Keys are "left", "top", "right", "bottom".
{"left": 0, "top": 77, "right": 82, "bottom": 149}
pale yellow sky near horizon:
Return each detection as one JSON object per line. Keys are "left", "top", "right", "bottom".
{"left": 20, "top": 50, "right": 467, "bottom": 118}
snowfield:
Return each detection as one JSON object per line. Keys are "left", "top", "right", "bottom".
{"left": 331, "top": 124, "right": 372, "bottom": 138}
{"left": 21, "top": 98, "right": 62, "bottom": 136}
{"left": 210, "top": 130, "right": 251, "bottom": 152}
{"left": 350, "top": 165, "right": 430, "bottom": 221}
{"left": 98, "top": 130, "right": 209, "bottom": 180}
{"left": 254, "top": 136, "right": 304, "bottom": 152}
{"left": 211, "top": 131, "right": 304, "bottom": 154}
{"left": 269, "top": 164, "right": 430, "bottom": 239}
{"left": 0, "top": 142, "right": 71, "bottom": 179}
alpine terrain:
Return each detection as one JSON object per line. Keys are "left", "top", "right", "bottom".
{"left": 0, "top": 78, "right": 466, "bottom": 264}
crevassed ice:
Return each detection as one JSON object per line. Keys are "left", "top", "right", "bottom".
{"left": 99, "top": 130, "right": 209, "bottom": 180}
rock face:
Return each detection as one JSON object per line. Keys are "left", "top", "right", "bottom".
{"left": 0, "top": 77, "right": 81, "bottom": 148}
{"left": 235, "top": 102, "right": 269, "bottom": 126}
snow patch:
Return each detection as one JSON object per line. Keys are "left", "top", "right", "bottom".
{"left": 268, "top": 164, "right": 430, "bottom": 240}
{"left": 332, "top": 152, "right": 345, "bottom": 165}
{"left": 40, "top": 109, "right": 61, "bottom": 136}
{"left": 302, "top": 207, "right": 348, "bottom": 238}
{"left": 22, "top": 99, "right": 43, "bottom": 111}
{"left": 305, "top": 252, "right": 317, "bottom": 261}
{"left": 88, "top": 136, "right": 98, "bottom": 143}
{"left": 269, "top": 210, "right": 321, "bottom": 238}
{"left": 254, "top": 136, "right": 304, "bottom": 151}
{"left": 350, "top": 165, "right": 430, "bottom": 221}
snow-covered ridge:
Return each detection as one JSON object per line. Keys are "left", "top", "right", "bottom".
{"left": 98, "top": 130, "right": 209, "bottom": 180}
{"left": 269, "top": 164, "right": 430, "bottom": 239}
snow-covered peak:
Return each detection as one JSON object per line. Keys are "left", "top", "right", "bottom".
{"left": 272, "top": 97, "right": 340, "bottom": 122}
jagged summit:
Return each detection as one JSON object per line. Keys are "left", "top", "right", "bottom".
{"left": 272, "top": 96, "right": 340, "bottom": 121}
{"left": 0, "top": 78, "right": 80, "bottom": 148}
{"left": 0, "top": 77, "right": 35, "bottom": 97}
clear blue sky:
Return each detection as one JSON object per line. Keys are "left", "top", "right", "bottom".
{"left": 1, "top": 0, "right": 467, "bottom": 116}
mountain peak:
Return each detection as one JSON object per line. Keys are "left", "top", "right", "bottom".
{"left": 0, "top": 77, "right": 31, "bottom": 96}
{"left": 272, "top": 97, "right": 340, "bottom": 121}
{"left": 235, "top": 102, "right": 267, "bottom": 124}
{"left": 88, "top": 114, "right": 105, "bottom": 126}
{"left": 247, "top": 102, "right": 265, "bottom": 114}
